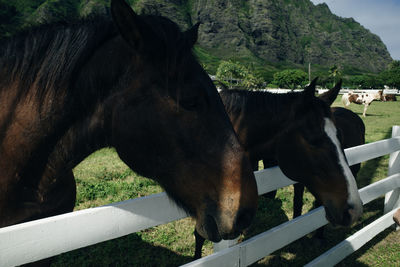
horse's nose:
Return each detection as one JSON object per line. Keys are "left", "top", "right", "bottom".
{"left": 218, "top": 207, "right": 255, "bottom": 240}
{"left": 341, "top": 202, "right": 363, "bottom": 226}
{"left": 234, "top": 207, "right": 255, "bottom": 232}
{"left": 347, "top": 202, "right": 363, "bottom": 225}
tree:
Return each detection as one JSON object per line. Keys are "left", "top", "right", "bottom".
{"left": 328, "top": 65, "right": 341, "bottom": 86}
{"left": 216, "top": 60, "right": 263, "bottom": 89}
{"left": 242, "top": 72, "right": 263, "bottom": 89}
{"left": 348, "top": 75, "right": 365, "bottom": 89}
{"left": 379, "top": 68, "right": 400, "bottom": 89}
{"left": 216, "top": 60, "right": 245, "bottom": 88}
{"left": 272, "top": 69, "right": 308, "bottom": 89}
{"left": 317, "top": 75, "right": 334, "bottom": 88}
{"left": 388, "top": 60, "right": 400, "bottom": 70}
{"left": 0, "top": 1, "right": 20, "bottom": 39}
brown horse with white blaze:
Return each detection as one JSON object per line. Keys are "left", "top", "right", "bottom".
{"left": 194, "top": 80, "right": 364, "bottom": 259}
{"left": 0, "top": 0, "right": 258, "bottom": 248}
{"left": 221, "top": 80, "right": 363, "bottom": 226}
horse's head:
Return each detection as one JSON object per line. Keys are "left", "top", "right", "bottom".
{"left": 276, "top": 79, "right": 363, "bottom": 226}
{"left": 108, "top": 0, "right": 257, "bottom": 242}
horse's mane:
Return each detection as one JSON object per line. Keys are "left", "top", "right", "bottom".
{"left": 0, "top": 13, "right": 191, "bottom": 102}
{"left": 219, "top": 89, "right": 302, "bottom": 118}
{"left": 0, "top": 16, "right": 117, "bottom": 99}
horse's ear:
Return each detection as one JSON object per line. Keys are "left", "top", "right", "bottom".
{"left": 184, "top": 22, "right": 200, "bottom": 48}
{"left": 303, "top": 77, "right": 318, "bottom": 99}
{"left": 319, "top": 79, "right": 342, "bottom": 106}
{"left": 111, "top": 0, "right": 149, "bottom": 50}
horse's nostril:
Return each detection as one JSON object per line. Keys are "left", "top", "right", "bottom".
{"left": 234, "top": 208, "right": 254, "bottom": 231}
{"left": 204, "top": 214, "right": 221, "bottom": 242}
{"left": 347, "top": 203, "right": 355, "bottom": 213}
{"left": 346, "top": 203, "right": 362, "bottom": 225}
{"left": 341, "top": 209, "right": 352, "bottom": 226}
{"left": 341, "top": 203, "right": 359, "bottom": 226}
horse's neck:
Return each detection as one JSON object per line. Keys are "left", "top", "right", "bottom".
{"left": 24, "top": 36, "right": 131, "bottom": 182}
{"left": 0, "top": 86, "right": 74, "bottom": 184}
{"left": 233, "top": 92, "right": 299, "bottom": 158}
{"left": 252, "top": 91, "right": 298, "bottom": 131}
{"left": 43, "top": 103, "right": 110, "bottom": 179}
{"left": 45, "top": 36, "right": 136, "bottom": 167}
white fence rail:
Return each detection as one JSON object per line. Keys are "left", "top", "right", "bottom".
{"left": 266, "top": 88, "right": 399, "bottom": 95}
{"left": 1, "top": 127, "right": 399, "bottom": 267}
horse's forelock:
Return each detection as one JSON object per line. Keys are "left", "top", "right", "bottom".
{"left": 143, "top": 16, "right": 197, "bottom": 102}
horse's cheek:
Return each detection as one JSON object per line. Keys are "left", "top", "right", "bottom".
{"left": 111, "top": 103, "right": 151, "bottom": 163}
{"left": 112, "top": 99, "right": 178, "bottom": 175}
{"left": 277, "top": 135, "right": 310, "bottom": 181}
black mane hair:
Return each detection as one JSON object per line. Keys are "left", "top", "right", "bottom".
{"left": 0, "top": 13, "right": 193, "bottom": 103}
{"left": 220, "top": 89, "right": 305, "bottom": 118}
{"left": 0, "top": 16, "right": 117, "bottom": 100}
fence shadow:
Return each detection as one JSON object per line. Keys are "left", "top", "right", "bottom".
{"left": 52, "top": 232, "right": 193, "bottom": 266}
{"left": 244, "top": 197, "right": 289, "bottom": 239}
{"left": 250, "top": 198, "right": 393, "bottom": 267}
{"left": 336, "top": 198, "right": 396, "bottom": 266}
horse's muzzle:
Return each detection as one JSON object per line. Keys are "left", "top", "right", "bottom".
{"left": 202, "top": 214, "right": 222, "bottom": 242}
{"left": 325, "top": 200, "right": 363, "bottom": 226}
{"left": 196, "top": 206, "right": 256, "bottom": 242}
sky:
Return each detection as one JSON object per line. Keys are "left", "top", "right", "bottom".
{"left": 310, "top": 0, "right": 400, "bottom": 60}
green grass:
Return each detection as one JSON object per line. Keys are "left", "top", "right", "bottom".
{"left": 52, "top": 97, "right": 400, "bottom": 266}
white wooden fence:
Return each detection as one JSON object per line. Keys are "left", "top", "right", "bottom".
{"left": 267, "top": 88, "right": 399, "bottom": 95}
{"left": 1, "top": 126, "right": 399, "bottom": 267}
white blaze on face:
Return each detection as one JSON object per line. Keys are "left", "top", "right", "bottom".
{"left": 323, "top": 118, "right": 363, "bottom": 219}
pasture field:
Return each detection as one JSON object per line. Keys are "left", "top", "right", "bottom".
{"left": 52, "top": 96, "right": 400, "bottom": 266}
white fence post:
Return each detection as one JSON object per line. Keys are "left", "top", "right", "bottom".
{"left": 384, "top": 126, "right": 400, "bottom": 230}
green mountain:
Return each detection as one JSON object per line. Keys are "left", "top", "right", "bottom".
{"left": 0, "top": 0, "right": 393, "bottom": 80}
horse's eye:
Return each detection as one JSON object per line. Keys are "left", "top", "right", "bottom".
{"left": 181, "top": 97, "right": 199, "bottom": 110}
{"left": 307, "top": 135, "right": 325, "bottom": 147}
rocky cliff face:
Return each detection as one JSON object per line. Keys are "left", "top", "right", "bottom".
{"left": 1, "top": 0, "right": 393, "bottom": 73}
{"left": 135, "top": 0, "right": 391, "bottom": 72}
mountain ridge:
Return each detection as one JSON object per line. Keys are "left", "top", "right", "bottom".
{"left": 0, "top": 0, "right": 393, "bottom": 76}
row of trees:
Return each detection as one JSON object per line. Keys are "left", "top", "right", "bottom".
{"left": 215, "top": 61, "right": 264, "bottom": 89}
{"left": 347, "top": 63, "right": 400, "bottom": 89}
{"left": 270, "top": 69, "right": 308, "bottom": 89}
{"left": 215, "top": 60, "right": 400, "bottom": 90}
{"left": 215, "top": 61, "right": 346, "bottom": 89}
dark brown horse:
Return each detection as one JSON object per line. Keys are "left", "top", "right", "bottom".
{"left": 290, "top": 105, "right": 365, "bottom": 241}
{"left": 0, "top": 0, "right": 258, "bottom": 249}
{"left": 194, "top": 80, "right": 363, "bottom": 258}
{"left": 292, "top": 106, "right": 366, "bottom": 218}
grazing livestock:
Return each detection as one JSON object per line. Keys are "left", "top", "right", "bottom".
{"left": 0, "top": 0, "right": 259, "bottom": 255}
{"left": 382, "top": 94, "right": 397, "bottom": 101}
{"left": 194, "top": 80, "right": 363, "bottom": 259}
{"left": 341, "top": 90, "right": 383, "bottom": 117}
